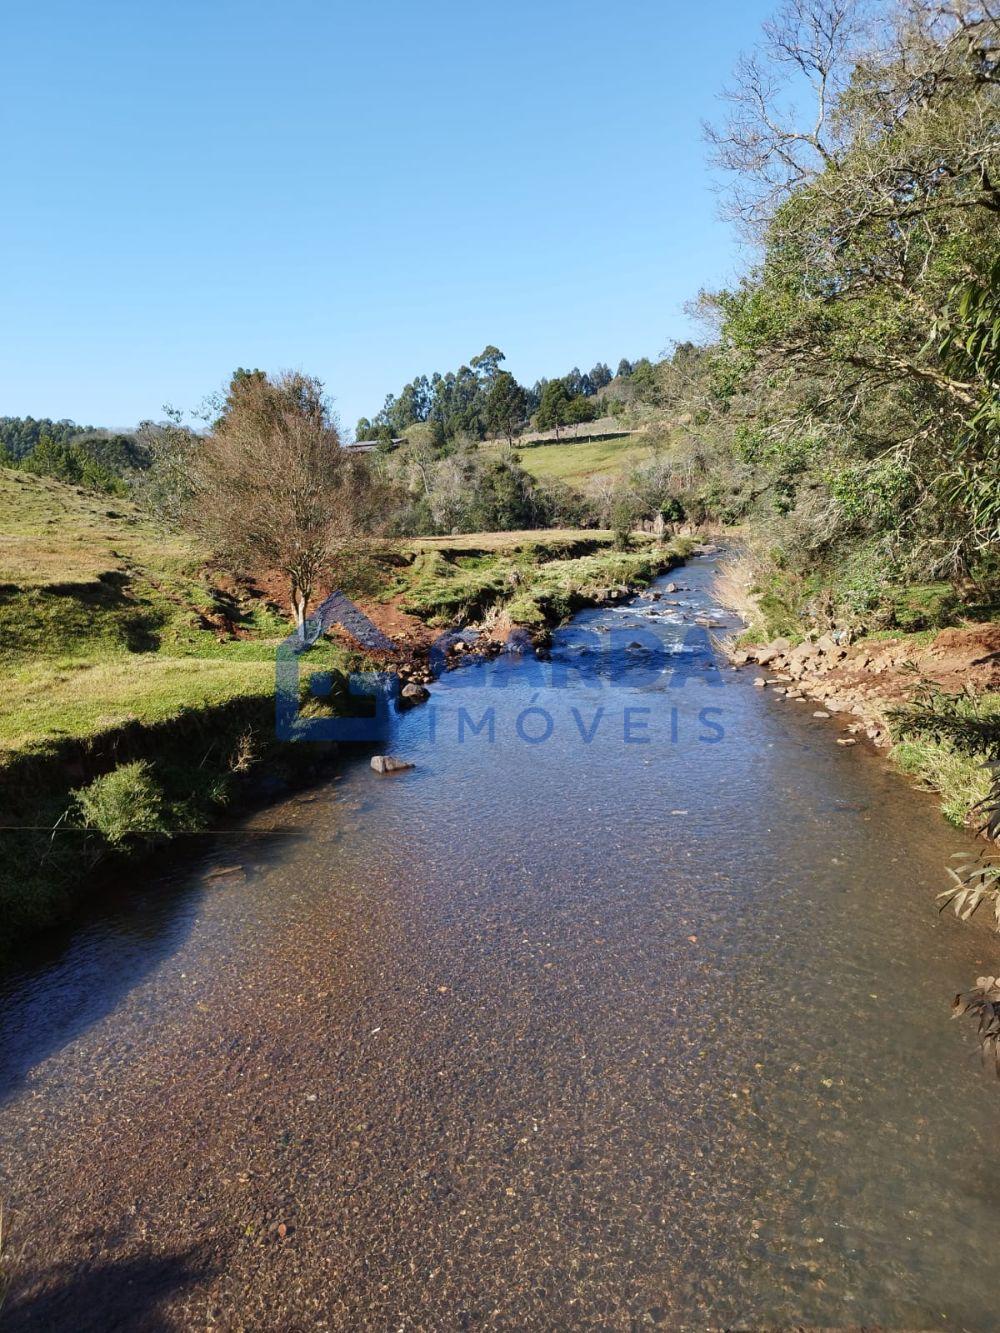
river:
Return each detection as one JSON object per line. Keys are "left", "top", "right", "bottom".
{"left": 2, "top": 550, "right": 998, "bottom": 1330}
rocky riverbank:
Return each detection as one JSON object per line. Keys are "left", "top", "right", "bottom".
{"left": 731, "top": 624, "right": 1000, "bottom": 747}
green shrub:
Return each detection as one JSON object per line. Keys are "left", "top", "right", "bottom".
{"left": 72, "top": 760, "right": 169, "bottom": 846}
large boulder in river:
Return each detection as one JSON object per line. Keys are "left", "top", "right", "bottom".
{"left": 371, "top": 755, "right": 414, "bottom": 774}
{"left": 400, "top": 682, "right": 430, "bottom": 706}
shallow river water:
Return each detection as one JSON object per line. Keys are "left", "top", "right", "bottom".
{"left": 2, "top": 551, "right": 999, "bottom": 1330}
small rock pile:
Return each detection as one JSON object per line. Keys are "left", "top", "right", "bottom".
{"left": 732, "top": 634, "right": 881, "bottom": 746}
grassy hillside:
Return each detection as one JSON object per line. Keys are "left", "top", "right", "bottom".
{"left": 0, "top": 468, "right": 311, "bottom": 761}
{"left": 485, "top": 434, "right": 658, "bottom": 489}
{"left": 0, "top": 468, "right": 356, "bottom": 947}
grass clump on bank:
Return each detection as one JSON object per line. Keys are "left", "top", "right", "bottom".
{"left": 73, "top": 759, "right": 172, "bottom": 845}
{"left": 734, "top": 555, "right": 995, "bottom": 646}
{"left": 889, "top": 691, "right": 1000, "bottom": 829}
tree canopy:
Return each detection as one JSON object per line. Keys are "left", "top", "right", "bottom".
{"left": 190, "top": 370, "right": 389, "bottom": 632}
{"left": 357, "top": 348, "right": 634, "bottom": 445}
{"left": 679, "top": 0, "right": 1000, "bottom": 591}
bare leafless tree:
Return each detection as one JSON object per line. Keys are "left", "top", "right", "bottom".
{"left": 706, "top": 0, "right": 1000, "bottom": 235}
{"left": 705, "top": 0, "right": 869, "bottom": 231}
{"left": 189, "top": 371, "right": 388, "bottom": 638}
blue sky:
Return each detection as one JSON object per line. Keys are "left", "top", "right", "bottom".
{"left": 1, "top": 0, "right": 771, "bottom": 435}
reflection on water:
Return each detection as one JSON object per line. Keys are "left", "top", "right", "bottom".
{"left": 1, "top": 552, "right": 999, "bottom": 1330}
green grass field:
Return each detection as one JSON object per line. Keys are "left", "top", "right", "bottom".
{"left": 485, "top": 435, "right": 658, "bottom": 488}
{"left": 0, "top": 467, "right": 196, "bottom": 588}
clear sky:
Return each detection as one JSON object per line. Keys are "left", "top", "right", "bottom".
{"left": 1, "top": 0, "right": 772, "bottom": 436}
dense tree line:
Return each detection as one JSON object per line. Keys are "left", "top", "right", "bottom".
{"left": 0, "top": 416, "right": 152, "bottom": 494}
{"left": 355, "top": 347, "right": 639, "bottom": 445}
{"left": 0, "top": 416, "right": 93, "bottom": 459}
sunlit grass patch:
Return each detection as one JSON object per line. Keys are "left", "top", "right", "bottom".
{"left": 0, "top": 466, "right": 196, "bottom": 588}
{"left": 490, "top": 437, "right": 656, "bottom": 488}
{"left": 890, "top": 691, "right": 1000, "bottom": 826}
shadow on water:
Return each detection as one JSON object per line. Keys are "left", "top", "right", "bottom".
{"left": 0, "top": 857, "right": 207, "bottom": 1108}
{"left": 0, "top": 828, "right": 306, "bottom": 1107}
{"left": 2, "top": 1242, "right": 220, "bottom": 1332}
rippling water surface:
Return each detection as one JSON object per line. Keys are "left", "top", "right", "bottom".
{"left": 2, "top": 551, "right": 998, "bottom": 1330}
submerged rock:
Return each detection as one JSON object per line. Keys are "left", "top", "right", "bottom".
{"left": 371, "top": 755, "right": 415, "bottom": 774}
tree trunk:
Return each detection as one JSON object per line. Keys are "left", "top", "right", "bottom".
{"left": 293, "top": 590, "right": 308, "bottom": 643}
